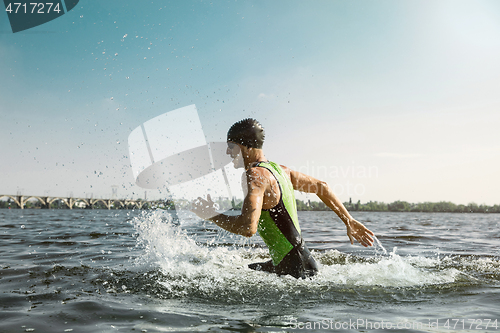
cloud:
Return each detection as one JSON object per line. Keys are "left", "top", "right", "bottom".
{"left": 374, "top": 153, "right": 422, "bottom": 158}
{"left": 257, "top": 93, "right": 275, "bottom": 99}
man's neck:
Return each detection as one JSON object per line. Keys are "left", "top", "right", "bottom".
{"left": 242, "top": 148, "right": 267, "bottom": 170}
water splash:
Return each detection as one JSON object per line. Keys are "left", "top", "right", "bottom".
{"left": 127, "top": 210, "right": 490, "bottom": 302}
{"left": 315, "top": 248, "right": 461, "bottom": 287}
{"left": 373, "top": 234, "right": 387, "bottom": 255}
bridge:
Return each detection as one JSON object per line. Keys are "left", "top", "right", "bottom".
{"left": 0, "top": 194, "right": 169, "bottom": 210}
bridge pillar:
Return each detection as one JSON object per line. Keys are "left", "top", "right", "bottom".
{"left": 41, "top": 197, "right": 49, "bottom": 209}
{"left": 17, "top": 196, "right": 25, "bottom": 209}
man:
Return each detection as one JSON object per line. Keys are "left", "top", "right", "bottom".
{"left": 191, "top": 118, "right": 374, "bottom": 279}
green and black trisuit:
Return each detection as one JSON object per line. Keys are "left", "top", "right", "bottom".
{"left": 249, "top": 161, "right": 319, "bottom": 279}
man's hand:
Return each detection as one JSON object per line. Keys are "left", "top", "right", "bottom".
{"left": 346, "top": 219, "right": 374, "bottom": 247}
{"left": 191, "top": 194, "right": 218, "bottom": 220}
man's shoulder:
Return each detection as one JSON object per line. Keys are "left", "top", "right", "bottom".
{"left": 246, "top": 165, "right": 271, "bottom": 177}
{"left": 247, "top": 162, "right": 292, "bottom": 180}
{"left": 278, "top": 164, "right": 290, "bottom": 173}
{"left": 253, "top": 161, "right": 289, "bottom": 171}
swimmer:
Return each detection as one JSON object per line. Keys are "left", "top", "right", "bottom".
{"left": 191, "top": 119, "right": 374, "bottom": 279}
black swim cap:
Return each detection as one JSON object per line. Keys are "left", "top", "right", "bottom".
{"left": 227, "top": 118, "right": 265, "bottom": 149}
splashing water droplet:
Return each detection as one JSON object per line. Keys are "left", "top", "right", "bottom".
{"left": 373, "top": 235, "right": 387, "bottom": 255}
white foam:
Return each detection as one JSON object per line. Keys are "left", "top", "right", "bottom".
{"left": 130, "top": 210, "right": 471, "bottom": 295}
{"left": 315, "top": 249, "right": 461, "bottom": 287}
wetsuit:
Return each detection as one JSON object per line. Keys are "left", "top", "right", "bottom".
{"left": 248, "top": 161, "right": 319, "bottom": 279}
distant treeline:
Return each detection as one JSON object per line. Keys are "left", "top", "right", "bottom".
{"left": 296, "top": 199, "right": 500, "bottom": 213}
{"left": 2, "top": 196, "right": 497, "bottom": 213}
{"left": 224, "top": 198, "right": 499, "bottom": 213}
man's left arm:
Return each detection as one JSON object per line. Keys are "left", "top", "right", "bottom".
{"left": 284, "top": 165, "right": 374, "bottom": 247}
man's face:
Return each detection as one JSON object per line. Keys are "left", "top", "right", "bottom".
{"left": 227, "top": 141, "right": 244, "bottom": 168}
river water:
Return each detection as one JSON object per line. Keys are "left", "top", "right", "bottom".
{"left": 1, "top": 209, "right": 499, "bottom": 332}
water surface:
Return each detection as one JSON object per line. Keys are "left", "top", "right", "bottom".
{"left": 1, "top": 209, "right": 499, "bottom": 332}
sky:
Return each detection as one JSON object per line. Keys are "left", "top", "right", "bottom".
{"left": 1, "top": 0, "right": 499, "bottom": 205}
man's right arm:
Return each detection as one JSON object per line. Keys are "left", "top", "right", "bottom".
{"left": 191, "top": 168, "right": 265, "bottom": 238}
